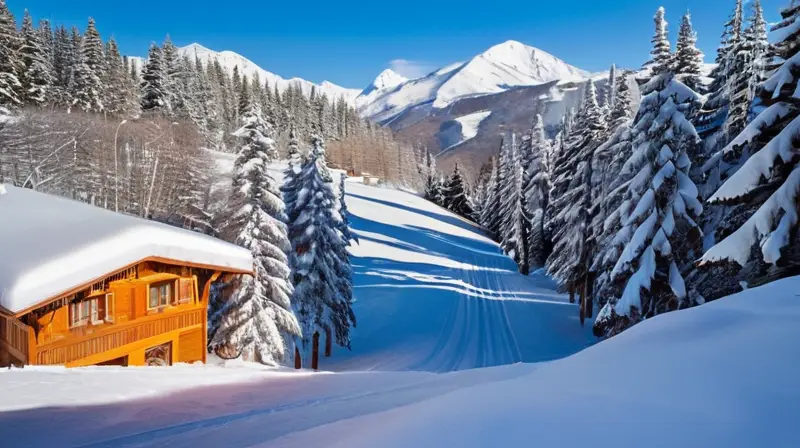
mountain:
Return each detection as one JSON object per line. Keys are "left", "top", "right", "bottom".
{"left": 355, "top": 40, "right": 601, "bottom": 177}
{"left": 356, "top": 69, "right": 408, "bottom": 110}
{"left": 357, "top": 40, "right": 590, "bottom": 124}
{"left": 179, "top": 43, "right": 362, "bottom": 103}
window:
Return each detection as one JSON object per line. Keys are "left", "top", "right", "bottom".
{"left": 70, "top": 301, "right": 90, "bottom": 328}
{"left": 105, "top": 293, "right": 115, "bottom": 323}
{"left": 71, "top": 296, "right": 112, "bottom": 328}
{"left": 149, "top": 281, "right": 174, "bottom": 309}
{"left": 178, "top": 278, "right": 194, "bottom": 304}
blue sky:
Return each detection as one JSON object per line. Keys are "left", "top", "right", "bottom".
{"left": 10, "top": 0, "right": 785, "bottom": 89}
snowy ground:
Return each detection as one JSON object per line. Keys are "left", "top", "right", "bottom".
{"left": 2, "top": 171, "right": 796, "bottom": 447}
{"left": 3, "top": 277, "right": 798, "bottom": 447}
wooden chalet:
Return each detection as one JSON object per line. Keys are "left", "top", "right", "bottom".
{"left": 0, "top": 185, "right": 253, "bottom": 368}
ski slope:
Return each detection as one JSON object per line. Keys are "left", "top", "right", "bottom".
{"left": 327, "top": 179, "right": 594, "bottom": 372}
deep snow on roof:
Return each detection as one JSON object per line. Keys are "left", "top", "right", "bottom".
{"left": 0, "top": 185, "right": 253, "bottom": 314}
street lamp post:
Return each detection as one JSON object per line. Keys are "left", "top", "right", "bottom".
{"left": 114, "top": 119, "right": 128, "bottom": 212}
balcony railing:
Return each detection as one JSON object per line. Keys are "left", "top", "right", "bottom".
{"left": 36, "top": 307, "right": 204, "bottom": 365}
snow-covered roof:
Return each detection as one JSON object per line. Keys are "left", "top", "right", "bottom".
{"left": 0, "top": 185, "right": 253, "bottom": 314}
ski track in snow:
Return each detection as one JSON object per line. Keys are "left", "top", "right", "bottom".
{"left": 0, "top": 177, "right": 595, "bottom": 447}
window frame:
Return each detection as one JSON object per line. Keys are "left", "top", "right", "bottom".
{"left": 70, "top": 300, "right": 90, "bottom": 328}
{"left": 104, "top": 292, "right": 115, "bottom": 323}
{"left": 148, "top": 280, "right": 176, "bottom": 310}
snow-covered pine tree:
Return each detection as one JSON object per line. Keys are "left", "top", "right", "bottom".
{"left": 442, "top": 162, "right": 473, "bottom": 219}
{"left": 281, "top": 126, "right": 304, "bottom": 225}
{"left": 500, "top": 134, "right": 532, "bottom": 274}
{"left": 674, "top": 12, "right": 704, "bottom": 91}
{"left": 0, "top": 0, "right": 21, "bottom": 107}
{"left": 51, "top": 25, "right": 74, "bottom": 108}
{"left": 547, "top": 81, "right": 606, "bottom": 306}
{"left": 699, "top": 0, "right": 800, "bottom": 290}
{"left": 696, "top": 0, "right": 744, "bottom": 150}
{"left": 211, "top": 101, "right": 300, "bottom": 364}
{"left": 609, "top": 70, "right": 634, "bottom": 129}
{"left": 70, "top": 18, "right": 105, "bottom": 113}
{"left": 422, "top": 150, "right": 440, "bottom": 203}
{"left": 725, "top": 0, "right": 770, "bottom": 140}
{"left": 140, "top": 43, "right": 168, "bottom": 113}
{"left": 480, "top": 155, "right": 501, "bottom": 236}
{"left": 648, "top": 7, "right": 672, "bottom": 75}
{"left": 593, "top": 70, "right": 704, "bottom": 338}
{"left": 523, "top": 115, "right": 553, "bottom": 269}
{"left": 602, "top": 65, "right": 617, "bottom": 123}
{"left": 103, "top": 38, "right": 130, "bottom": 116}
{"left": 160, "top": 35, "right": 182, "bottom": 116}
{"left": 337, "top": 173, "right": 358, "bottom": 244}
{"left": 19, "top": 10, "right": 52, "bottom": 107}
{"left": 288, "top": 135, "right": 356, "bottom": 350}
{"left": 589, "top": 121, "right": 635, "bottom": 309}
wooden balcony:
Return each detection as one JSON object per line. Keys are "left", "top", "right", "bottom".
{"left": 0, "top": 313, "right": 34, "bottom": 366}
{"left": 35, "top": 307, "right": 205, "bottom": 366}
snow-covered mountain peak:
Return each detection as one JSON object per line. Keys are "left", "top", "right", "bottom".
{"left": 357, "top": 39, "right": 591, "bottom": 122}
{"left": 177, "top": 44, "right": 361, "bottom": 104}
{"left": 372, "top": 69, "right": 409, "bottom": 91}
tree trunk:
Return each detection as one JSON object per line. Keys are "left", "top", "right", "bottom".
{"left": 294, "top": 345, "right": 301, "bottom": 370}
{"left": 569, "top": 284, "right": 575, "bottom": 304}
{"left": 311, "top": 331, "right": 320, "bottom": 371}
{"left": 579, "top": 278, "right": 586, "bottom": 327}
{"left": 325, "top": 327, "right": 332, "bottom": 357}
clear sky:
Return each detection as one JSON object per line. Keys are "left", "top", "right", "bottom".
{"left": 9, "top": 0, "right": 786, "bottom": 89}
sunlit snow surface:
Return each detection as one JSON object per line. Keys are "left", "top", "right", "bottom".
{"left": 3, "top": 175, "right": 796, "bottom": 447}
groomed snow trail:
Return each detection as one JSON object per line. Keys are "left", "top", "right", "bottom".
{"left": 321, "top": 180, "right": 595, "bottom": 372}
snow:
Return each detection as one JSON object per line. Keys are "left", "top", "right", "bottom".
{"left": 710, "top": 115, "right": 800, "bottom": 203}
{"left": 5, "top": 273, "right": 799, "bottom": 447}
{"left": 437, "top": 110, "right": 492, "bottom": 153}
{"left": 355, "top": 69, "right": 408, "bottom": 110}
{"left": 179, "top": 43, "right": 361, "bottom": 104}
{"left": 0, "top": 185, "right": 253, "bottom": 314}
{"left": 358, "top": 40, "right": 589, "bottom": 122}
{"left": 702, "top": 166, "right": 800, "bottom": 266}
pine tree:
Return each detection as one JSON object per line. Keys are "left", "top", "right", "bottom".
{"left": 523, "top": 115, "right": 553, "bottom": 269}
{"left": 609, "top": 70, "right": 634, "bottom": 129}
{"left": 422, "top": 150, "right": 440, "bottom": 203}
{"left": 442, "top": 163, "right": 473, "bottom": 218}
{"left": 648, "top": 7, "right": 672, "bottom": 75}
{"left": 0, "top": 0, "right": 21, "bottom": 107}
{"left": 281, "top": 126, "right": 304, "bottom": 223}
{"left": 338, "top": 173, "right": 358, "bottom": 244}
{"left": 547, "top": 81, "right": 606, "bottom": 306}
{"left": 70, "top": 18, "right": 105, "bottom": 113}
{"left": 140, "top": 43, "right": 168, "bottom": 113}
{"left": 103, "top": 37, "right": 129, "bottom": 116}
{"left": 697, "top": 0, "right": 744, "bottom": 147}
{"left": 19, "top": 10, "right": 52, "bottom": 107}
{"left": 674, "top": 12, "right": 704, "bottom": 91}
{"left": 51, "top": 25, "right": 72, "bottom": 107}
{"left": 211, "top": 102, "right": 300, "bottom": 364}
{"left": 725, "top": 0, "right": 770, "bottom": 139}
{"left": 480, "top": 155, "right": 501, "bottom": 236}
{"left": 161, "top": 35, "right": 182, "bottom": 115}
{"left": 594, "top": 72, "right": 704, "bottom": 338}
{"left": 288, "top": 135, "right": 356, "bottom": 350}
{"left": 699, "top": 1, "right": 800, "bottom": 289}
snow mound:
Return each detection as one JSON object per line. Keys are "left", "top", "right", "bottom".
{"left": 0, "top": 185, "right": 253, "bottom": 314}
{"left": 358, "top": 40, "right": 589, "bottom": 122}
{"left": 269, "top": 276, "right": 800, "bottom": 447}
{"left": 180, "top": 43, "right": 361, "bottom": 103}
{"left": 437, "top": 111, "right": 492, "bottom": 152}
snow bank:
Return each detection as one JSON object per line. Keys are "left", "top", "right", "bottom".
{"left": 0, "top": 185, "right": 253, "bottom": 313}
{"left": 0, "top": 357, "right": 316, "bottom": 412}
{"left": 269, "top": 276, "right": 800, "bottom": 447}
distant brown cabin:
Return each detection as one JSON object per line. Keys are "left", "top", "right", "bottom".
{"left": 0, "top": 259, "right": 250, "bottom": 368}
